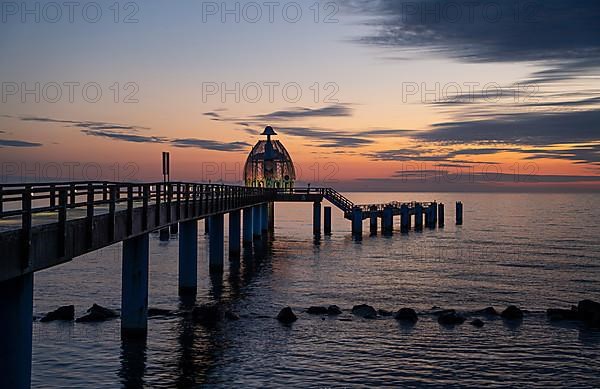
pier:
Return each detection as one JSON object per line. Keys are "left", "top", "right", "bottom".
{"left": 0, "top": 181, "right": 461, "bottom": 387}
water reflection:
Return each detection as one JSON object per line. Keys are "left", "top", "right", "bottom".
{"left": 119, "top": 336, "right": 147, "bottom": 388}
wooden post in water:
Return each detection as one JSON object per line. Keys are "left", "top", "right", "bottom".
{"left": 178, "top": 220, "right": 198, "bottom": 296}
{"left": 313, "top": 201, "right": 321, "bottom": 236}
{"left": 352, "top": 207, "right": 363, "bottom": 240}
{"left": 121, "top": 233, "right": 149, "bottom": 337}
{"left": 456, "top": 201, "right": 463, "bottom": 225}
{"left": 383, "top": 206, "right": 393, "bottom": 236}
{"left": 0, "top": 273, "right": 33, "bottom": 388}
{"left": 369, "top": 206, "right": 378, "bottom": 235}
{"left": 243, "top": 207, "right": 253, "bottom": 248}
{"left": 209, "top": 213, "right": 224, "bottom": 272}
{"left": 400, "top": 204, "right": 410, "bottom": 233}
{"left": 438, "top": 203, "right": 445, "bottom": 228}
{"left": 414, "top": 203, "right": 423, "bottom": 231}
{"left": 324, "top": 206, "right": 332, "bottom": 235}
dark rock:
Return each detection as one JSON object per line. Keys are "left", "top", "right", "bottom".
{"left": 307, "top": 306, "right": 329, "bottom": 315}
{"left": 148, "top": 308, "right": 173, "bottom": 317}
{"left": 192, "top": 303, "right": 222, "bottom": 325}
{"left": 76, "top": 304, "right": 118, "bottom": 322}
{"left": 501, "top": 305, "right": 523, "bottom": 320}
{"left": 378, "top": 309, "right": 394, "bottom": 317}
{"left": 352, "top": 304, "right": 377, "bottom": 319}
{"left": 578, "top": 300, "right": 600, "bottom": 321}
{"left": 225, "top": 310, "right": 240, "bottom": 321}
{"left": 547, "top": 308, "right": 579, "bottom": 321}
{"left": 432, "top": 309, "right": 456, "bottom": 317}
{"left": 40, "top": 305, "right": 75, "bottom": 322}
{"left": 438, "top": 311, "right": 466, "bottom": 325}
{"left": 476, "top": 307, "right": 500, "bottom": 316}
{"left": 470, "top": 319, "right": 485, "bottom": 328}
{"left": 394, "top": 308, "right": 418, "bottom": 323}
{"left": 277, "top": 307, "right": 297, "bottom": 324}
{"left": 327, "top": 305, "right": 342, "bottom": 315}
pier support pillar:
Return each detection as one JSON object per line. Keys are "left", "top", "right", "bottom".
{"left": 324, "top": 206, "right": 332, "bottom": 235}
{"left": 229, "top": 210, "right": 241, "bottom": 256}
{"left": 456, "top": 201, "right": 463, "bottom": 225}
{"left": 352, "top": 207, "right": 363, "bottom": 240}
{"left": 400, "top": 204, "right": 410, "bottom": 233}
{"left": 369, "top": 207, "right": 378, "bottom": 235}
{"left": 313, "top": 201, "right": 321, "bottom": 236}
{"left": 178, "top": 220, "right": 198, "bottom": 296}
{"left": 0, "top": 273, "right": 33, "bottom": 389}
{"left": 415, "top": 204, "right": 423, "bottom": 231}
{"left": 252, "top": 205, "right": 262, "bottom": 239}
{"left": 383, "top": 206, "right": 393, "bottom": 236}
{"left": 438, "top": 203, "right": 445, "bottom": 228}
{"left": 122, "top": 233, "right": 149, "bottom": 337}
{"left": 209, "top": 213, "right": 224, "bottom": 272}
{"left": 261, "top": 203, "right": 268, "bottom": 232}
{"left": 243, "top": 207, "right": 253, "bottom": 248}
{"left": 268, "top": 202, "right": 275, "bottom": 231}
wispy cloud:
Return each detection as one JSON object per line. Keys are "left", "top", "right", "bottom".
{"left": 0, "top": 139, "right": 42, "bottom": 148}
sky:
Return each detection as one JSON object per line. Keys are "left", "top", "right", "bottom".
{"left": 1, "top": 0, "right": 599, "bottom": 191}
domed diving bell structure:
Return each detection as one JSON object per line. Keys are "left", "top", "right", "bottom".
{"left": 244, "top": 126, "right": 296, "bottom": 189}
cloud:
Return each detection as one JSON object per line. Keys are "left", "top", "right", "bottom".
{"left": 81, "top": 129, "right": 167, "bottom": 144}
{"left": 252, "top": 104, "right": 353, "bottom": 121}
{"left": 347, "top": 0, "right": 600, "bottom": 82}
{"left": 18, "top": 116, "right": 149, "bottom": 132}
{"left": 0, "top": 139, "right": 42, "bottom": 148}
{"left": 170, "top": 138, "right": 250, "bottom": 152}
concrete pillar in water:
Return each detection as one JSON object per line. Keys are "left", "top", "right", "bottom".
{"left": 352, "top": 207, "right": 363, "bottom": 239}
{"left": 369, "top": 207, "right": 378, "bottom": 235}
{"left": 438, "top": 203, "right": 445, "bottom": 228}
{"left": 313, "top": 201, "right": 321, "bottom": 236}
{"left": 456, "top": 201, "right": 463, "bottom": 225}
{"left": 178, "top": 220, "right": 198, "bottom": 296}
{"left": 159, "top": 227, "right": 170, "bottom": 241}
{"left": 324, "top": 206, "right": 332, "bottom": 235}
{"left": 0, "top": 273, "right": 33, "bottom": 388}
{"left": 268, "top": 202, "right": 275, "bottom": 231}
{"left": 209, "top": 213, "right": 224, "bottom": 271}
{"left": 252, "top": 205, "right": 262, "bottom": 239}
{"left": 229, "top": 210, "right": 241, "bottom": 255}
{"left": 400, "top": 204, "right": 410, "bottom": 233}
{"left": 414, "top": 203, "right": 423, "bottom": 231}
{"left": 383, "top": 206, "right": 394, "bottom": 235}
{"left": 261, "top": 203, "right": 268, "bottom": 232}
{"left": 243, "top": 207, "right": 253, "bottom": 248}
{"left": 122, "top": 233, "right": 149, "bottom": 337}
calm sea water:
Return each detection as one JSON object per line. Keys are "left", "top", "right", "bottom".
{"left": 31, "top": 192, "right": 600, "bottom": 388}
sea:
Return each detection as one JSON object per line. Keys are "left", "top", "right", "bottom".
{"left": 31, "top": 192, "right": 600, "bottom": 388}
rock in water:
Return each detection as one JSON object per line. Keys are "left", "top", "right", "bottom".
{"left": 578, "top": 300, "right": 600, "bottom": 320}
{"left": 470, "top": 319, "right": 485, "bottom": 328}
{"left": 76, "top": 304, "right": 118, "bottom": 322}
{"left": 40, "top": 305, "right": 75, "bottom": 322}
{"left": 476, "top": 307, "right": 500, "bottom": 316}
{"left": 192, "top": 303, "right": 222, "bottom": 325}
{"left": 547, "top": 308, "right": 579, "bottom": 321}
{"left": 394, "top": 308, "right": 418, "bottom": 323}
{"left": 352, "top": 304, "right": 377, "bottom": 319}
{"left": 307, "top": 306, "right": 328, "bottom": 315}
{"left": 327, "top": 305, "right": 342, "bottom": 315}
{"left": 501, "top": 306, "right": 523, "bottom": 320}
{"left": 438, "top": 312, "right": 466, "bottom": 325}
{"left": 277, "top": 307, "right": 297, "bottom": 323}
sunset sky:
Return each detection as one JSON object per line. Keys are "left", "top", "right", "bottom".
{"left": 1, "top": 0, "right": 600, "bottom": 191}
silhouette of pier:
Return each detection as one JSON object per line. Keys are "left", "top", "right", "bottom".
{"left": 0, "top": 180, "right": 462, "bottom": 387}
